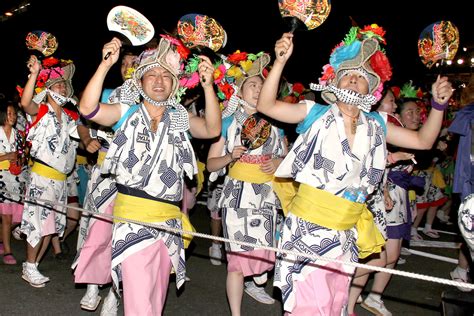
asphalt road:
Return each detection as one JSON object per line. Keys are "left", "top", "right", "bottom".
{"left": 0, "top": 199, "right": 472, "bottom": 316}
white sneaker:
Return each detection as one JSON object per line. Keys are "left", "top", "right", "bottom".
{"left": 253, "top": 272, "right": 268, "bottom": 285}
{"left": 100, "top": 289, "right": 119, "bottom": 316}
{"left": 400, "top": 247, "right": 411, "bottom": 256}
{"left": 361, "top": 296, "right": 392, "bottom": 316}
{"left": 244, "top": 281, "right": 275, "bottom": 305}
{"left": 397, "top": 257, "right": 406, "bottom": 265}
{"left": 450, "top": 268, "right": 473, "bottom": 292}
{"left": 22, "top": 262, "right": 49, "bottom": 288}
{"left": 80, "top": 285, "right": 101, "bottom": 311}
{"left": 209, "top": 244, "right": 222, "bottom": 266}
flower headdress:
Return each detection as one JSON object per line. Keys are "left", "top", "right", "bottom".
{"left": 34, "top": 57, "right": 75, "bottom": 98}
{"left": 212, "top": 50, "right": 270, "bottom": 117}
{"left": 399, "top": 80, "right": 424, "bottom": 100}
{"left": 311, "top": 24, "right": 392, "bottom": 111}
{"left": 398, "top": 80, "right": 429, "bottom": 123}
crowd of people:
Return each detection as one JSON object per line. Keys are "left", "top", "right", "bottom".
{"left": 0, "top": 20, "right": 472, "bottom": 316}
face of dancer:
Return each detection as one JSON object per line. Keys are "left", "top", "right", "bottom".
{"left": 50, "top": 81, "right": 68, "bottom": 97}
{"left": 240, "top": 76, "right": 263, "bottom": 106}
{"left": 399, "top": 101, "right": 421, "bottom": 130}
{"left": 141, "top": 66, "right": 174, "bottom": 102}
{"left": 378, "top": 90, "right": 397, "bottom": 114}
{"left": 6, "top": 105, "right": 17, "bottom": 127}
{"left": 337, "top": 70, "right": 369, "bottom": 95}
{"left": 121, "top": 54, "right": 136, "bottom": 81}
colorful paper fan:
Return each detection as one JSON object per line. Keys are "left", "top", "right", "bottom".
{"left": 106, "top": 6, "right": 155, "bottom": 46}
{"left": 240, "top": 113, "right": 272, "bottom": 150}
{"left": 418, "top": 21, "right": 460, "bottom": 69}
{"left": 177, "top": 13, "right": 227, "bottom": 52}
{"left": 278, "top": 0, "right": 331, "bottom": 31}
{"left": 25, "top": 30, "right": 58, "bottom": 57}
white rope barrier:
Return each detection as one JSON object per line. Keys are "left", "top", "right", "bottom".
{"left": 2, "top": 188, "right": 473, "bottom": 291}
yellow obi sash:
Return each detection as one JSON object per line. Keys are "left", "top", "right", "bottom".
{"left": 97, "top": 151, "right": 107, "bottom": 166}
{"left": 0, "top": 160, "right": 10, "bottom": 170}
{"left": 196, "top": 160, "right": 205, "bottom": 195}
{"left": 76, "top": 155, "right": 87, "bottom": 165}
{"left": 114, "top": 192, "right": 195, "bottom": 248}
{"left": 31, "top": 162, "right": 67, "bottom": 181}
{"left": 228, "top": 161, "right": 273, "bottom": 184}
{"left": 290, "top": 183, "right": 385, "bottom": 259}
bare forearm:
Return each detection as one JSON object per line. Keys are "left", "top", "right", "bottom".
{"left": 79, "top": 63, "right": 111, "bottom": 117}
{"left": 202, "top": 85, "right": 221, "bottom": 138}
{"left": 257, "top": 60, "right": 284, "bottom": 116}
{"left": 20, "top": 73, "right": 39, "bottom": 115}
{"left": 416, "top": 106, "right": 444, "bottom": 149}
{"left": 207, "top": 153, "right": 234, "bottom": 172}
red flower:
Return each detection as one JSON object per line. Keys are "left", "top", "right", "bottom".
{"left": 361, "top": 24, "right": 386, "bottom": 44}
{"left": 292, "top": 82, "right": 305, "bottom": 94}
{"left": 227, "top": 51, "right": 248, "bottom": 65}
{"left": 42, "top": 57, "right": 59, "bottom": 68}
{"left": 369, "top": 51, "right": 392, "bottom": 82}
{"left": 282, "top": 95, "right": 298, "bottom": 104}
{"left": 218, "top": 82, "right": 235, "bottom": 100}
{"left": 390, "top": 86, "right": 400, "bottom": 99}
{"left": 176, "top": 45, "right": 190, "bottom": 60}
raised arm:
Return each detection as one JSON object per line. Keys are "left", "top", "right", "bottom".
{"left": 386, "top": 76, "right": 453, "bottom": 149}
{"left": 188, "top": 55, "right": 222, "bottom": 139}
{"left": 79, "top": 38, "right": 123, "bottom": 127}
{"left": 256, "top": 33, "right": 307, "bottom": 124}
{"left": 20, "top": 55, "right": 41, "bottom": 115}
{"left": 206, "top": 136, "right": 248, "bottom": 173}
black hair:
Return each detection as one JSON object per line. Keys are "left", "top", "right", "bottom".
{"left": 396, "top": 97, "right": 419, "bottom": 115}
{"left": 0, "top": 100, "right": 16, "bottom": 126}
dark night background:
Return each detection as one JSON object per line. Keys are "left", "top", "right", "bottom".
{"left": 0, "top": 0, "right": 471, "bottom": 100}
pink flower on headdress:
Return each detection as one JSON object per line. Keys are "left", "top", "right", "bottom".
{"left": 373, "top": 83, "right": 384, "bottom": 101}
{"left": 180, "top": 72, "right": 200, "bottom": 89}
{"left": 319, "top": 64, "right": 335, "bottom": 85}
{"left": 369, "top": 51, "right": 392, "bottom": 82}
{"left": 48, "top": 67, "right": 65, "bottom": 80}
{"left": 213, "top": 64, "right": 226, "bottom": 84}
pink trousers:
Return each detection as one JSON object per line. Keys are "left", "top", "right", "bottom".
{"left": 227, "top": 249, "right": 275, "bottom": 276}
{"left": 74, "top": 204, "right": 114, "bottom": 284}
{"left": 121, "top": 240, "right": 172, "bottom": 316}
{"left": 285, "top": 261, "right": 351, "bottom": 316}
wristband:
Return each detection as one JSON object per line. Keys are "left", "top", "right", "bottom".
{"left": 82, "top": 104, "right": 100, "bottom": 120}
{"left": 431, "top": 98, "right": 447, "bottom": 111}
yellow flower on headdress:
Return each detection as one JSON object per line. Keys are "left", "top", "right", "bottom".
{"left": 227, "top": 66, "right": 243, "bottom": 79}
{"left": 240, "top": 60, "right": 253, "bottom": 72}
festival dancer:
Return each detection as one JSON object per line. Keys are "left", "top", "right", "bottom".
{"left": 207, "top": 50, "right": 287, "bottom": 314}
{"left": 19, "top": 55, "right": 79, "bottom": 287}
{"left": 78, "top": 36, "right": 221, "bottom": 315}
{"left": 257, "top": 25, "right": 453, "bottom": 314}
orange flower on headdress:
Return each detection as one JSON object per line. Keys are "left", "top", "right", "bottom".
{"left": 228, "top": 50, "right": 248, "bottom": 64}
{"left": 42, "top": 57, "right": 60, "bottom": 68}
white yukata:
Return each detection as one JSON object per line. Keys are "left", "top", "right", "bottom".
{"left": 218, "top": 107, "right": 286, "bottom": 256}
{"left": 273, "top": 101, "right": 387, "bottom": 313}
{"left": 103, "top": 103, "right": 197, "bottom": 292}
{"left": 20, "top": 103, "right": 78, "bottom": 247}
{"left": 0, "top": 127, "right": 24, "bottom": 204}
